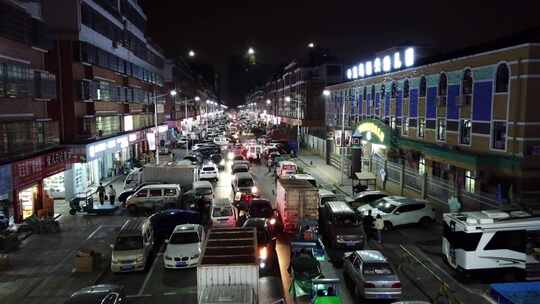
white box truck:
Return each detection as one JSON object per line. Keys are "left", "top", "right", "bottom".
{"left": 276, "top": 178, "right": 319, "bottom": 234}
{"left": 197, "top": 227, "right": 258, "bottom": 304}
{"left": 123, "top": 161, "right": 197, "bottom": 190}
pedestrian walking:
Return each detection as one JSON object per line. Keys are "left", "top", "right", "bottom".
{"left": 107, "top": 185, "right": 116, "bottom": 205}
{"left": 267, "top": 157, "right": 272, "bottom": 173}
{"left": 374, "top": 214, "right": 385, "bottom": 244}
{"left": 97, "top": 182, "right": 106, "bottom": 205}
{"left": 362, "top": 210, "right": 374, "bottom": 241}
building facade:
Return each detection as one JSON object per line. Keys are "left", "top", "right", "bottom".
{"left": 0, "top": 0, "right": 62, "bottom": 223}
{"left": 325, "top": 43, "right": 540, "bottom": 209}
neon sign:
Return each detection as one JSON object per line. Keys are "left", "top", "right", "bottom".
{"left": 346, "top": 47, "right": 415, "bottom": 80}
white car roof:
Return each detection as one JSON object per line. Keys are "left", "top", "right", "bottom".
{"left": 279, "top": 161, "right": 296, "bottom": 166}
{"left": 355, "top": 191, "right": 386, "bottom": 198}
{"left": 193, "top": 180, "right": 212, "bottom": 188}
{"left": 380, "top": 196, "right": 427, "bottom": 206}
{"left": 141, "top": 184, "right": 180, "bottom": 189}
{"left": 319, "top": 188, "right": 336, "bottom": 197}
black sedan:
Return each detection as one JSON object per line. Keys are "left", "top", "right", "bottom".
{"left": 65, "top": 284, "right": 126, "bottom": 304}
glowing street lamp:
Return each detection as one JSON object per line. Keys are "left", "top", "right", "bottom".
{"left": 188, "top": 50, "right": 195, "bottom": 57}
{"left": 308, "top": 42, "right": 315, "bottom": 48}
{"left": 266, "top": 99, "right": 271, "bottom": 105}
{"left": 323, "top": 90, "right": 331, "bottom": 97}
{"left": 248, "top": 47, "right": 255, "bottom": 55}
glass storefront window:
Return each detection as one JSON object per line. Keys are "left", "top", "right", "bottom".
{"left": 465, "top": 170, "right": 476, "bottom": 193}
{"left": 19, "top": 185, "right": 38, "bottom": 220}
{"left": 419, "top": 156, "right": 426, "bottom": 175}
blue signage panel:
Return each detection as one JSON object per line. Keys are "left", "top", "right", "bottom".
{"left": 0, "top": 164, "right": 12, "bottom": 200}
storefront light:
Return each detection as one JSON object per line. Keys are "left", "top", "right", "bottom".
{"left": 129, "top": 134, "right": 137, "bottom": 142}
{"left": 89, "top": 146, "right": 96, "bottom": 158}
{"left": 158, "top": 125, "right": 168, "bottom": 133}
{"left": 107, "top": 140, "right": 116, "bottom": 149}
{"left": 95, "top": 143, "right": 107, "bottom": 153}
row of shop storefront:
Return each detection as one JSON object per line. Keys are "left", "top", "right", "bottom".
{"left": 0, "top": 125, "right": 173, "bottom": 224}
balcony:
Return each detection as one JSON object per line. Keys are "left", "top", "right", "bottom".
{"left": 78, "top": 113, "right": 156, "bottom": 141}
{"left": 0, "top": 120, "right": 60, "bottom": 162}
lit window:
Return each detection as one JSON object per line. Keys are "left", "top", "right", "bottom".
{"left": 465, "top": 170, "right": 476, "bottom": 193}
{"left": 438, "top": 73, "right": 447, "bottom": 96}
{"left": 403, "top": 79, "right": 410, "bottom": 98}
{"left": 383, "top": 55, "right": 391, "bottom": 72}
{"left": 365, "top": 61, "right": 373, "bottom": 76}
{"left": 404, "top": 47, "right": 415, "bottom": 67}
{"left": 492, "top": 121, "right": 506, "bottom": 150}
{"left": 374, "top": 58, "right": 381, "bottom": 73}
{"left": 459, "top": 119, "right": 471, "bottom": 145}
{"left": 419, "top": 156, "right": 426, "bottom": 175}
{"left": 419, "top": 76, "right": 427, "bottom": 97}
{"left": 393, "top": 52, "right": 402, "bottom": 69}
{"left": 403, "top": 117, "right": 409, "bottom": 135}
{"left": 358, "top": 63, "right": 365, "bottom": 77}
{"left": 437, "top": 118, "right": 446, "bottom": 141}
{"left": 462, "top": 69, "right": 473, "bottom": 95}
{"left": 418, "top": 118, "right": 425, "bottom": 138}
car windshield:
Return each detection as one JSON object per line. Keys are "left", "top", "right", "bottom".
{"left": 114, "top": 236, "right": 143, "bottom": 251}
{"left": 334, "top": 214, "right": 360, "bottom": 227}
{"left": 238, "top": 178, "right": 254, "bottom": 187}
{"left": 250, "top": 203, "right": 273, "bottom": 218}
{"left": 170, "top": 231, "right": 199, "bottom": 244}
{"left": 320, "top": 196, "right": 336, "bottom": 206}
{"left": 213, "top": 206, "right": 232, "bottom": 217}
{"left": 195, "top": 187, "right": 212, "bottom": 195}
{"left": 203, "top": 167, "right": 215, "bottom": 171}
{"left": 363, "top": 263, "right": 394, "bottom": 275}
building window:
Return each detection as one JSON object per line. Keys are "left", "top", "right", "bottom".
{"left": 492, "top": 121, "right": 507, "bottom": 150}
{"left": 418, "top": 118, "right": 425, "bottom": 138}
{"left": 403, "top": 79, "right": 409, "bottom": 98}
{"left": 437, "top": 118, "right": 446, "bottom": 141}
{"left": 391, "top": 82, "right": 398, "bottom": 98}
{"left": 419, "top": 76, "right": 427, "bottom": 97}
{"left": 465, "top": 170, "right": 476, "bottom": 193}
{"left": 462, "top": 69, "right": 473, "bottom": 95}
{"left": 459, "top": 119, "right": 471, "bottom": 145}
{"left": 495, "top": 64, "right": 510, "bottom": 93}
{"left": 403, "top": 117, "right": 409, "bottom": 135}
{"left": 438, "top": 73, "right": 447, "bottom": 96}
{"left": 380, "top": 84, "right": 386, "bottom": 98}
{"left": 390, "top": 116, "right": 396, "bottom": 129}
{"left": 363, "top": 86, "right": 367, "bottom": 100}
{"left": 419, "top": 156, "right": 426, "bottom": 175}
{"left": 371, "top": 85, "right": 375, "bottom": 99}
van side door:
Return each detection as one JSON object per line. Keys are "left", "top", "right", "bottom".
{"left": 146, "top": 189, "right": 164, "bottom": 209}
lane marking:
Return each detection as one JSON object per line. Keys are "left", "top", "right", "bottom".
{"left": 163, "top": 291, "right": 177, "bottom": 296}
{"left": 137, "top": 252, "right": 163, "bottom": 296}
{"left": 86, "top": 225, "right": 103, "bottom": 240}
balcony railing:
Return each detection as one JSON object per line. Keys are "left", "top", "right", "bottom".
{"left": 78, "top": 114, "right": 157, "bottom": 141}
{"left": 0, "top": 120, "right": 60, "bottom": 162}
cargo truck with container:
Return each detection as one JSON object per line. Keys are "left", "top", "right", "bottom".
{"left": 197, "top": 227, "right": 259, "bottom": 304}
{"left": 123, "top": 161, "right": 198, "bottom": 190}
{"left": 275, "top": 178, "right": 319, "bottom": 234}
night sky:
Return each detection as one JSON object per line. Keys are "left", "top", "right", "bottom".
{"left": 142, "top": 0, "right": 540, "bottom": 105}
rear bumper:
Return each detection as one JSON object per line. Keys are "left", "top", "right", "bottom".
{"left": 363, "top": 290, "right": 401, "bottom": 300}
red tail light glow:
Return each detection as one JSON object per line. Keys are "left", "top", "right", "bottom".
{"left": 391, "top": 282, "right": 401, "bottom": 288}
{"left": 364, "top": 283, "right": 376, "bottom": 288}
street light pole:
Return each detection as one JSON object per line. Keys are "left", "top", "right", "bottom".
{"left": 184, "top": 95, "right": 189, "bottom": 156}
{"left": 297, "top": 99, "right": 301, "bottom": 156}
{"left": 340, "top": 93, "right": 346, "bottom": 185}
{"left": 153, "top": 90, "right": 177, "bottom": 165}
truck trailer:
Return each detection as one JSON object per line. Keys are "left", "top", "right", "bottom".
{"left": 275, "top": 178, "right": 319, "bottom": 234}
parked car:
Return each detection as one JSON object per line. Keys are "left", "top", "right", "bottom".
{"left": 232, "top": 172, "right": 257, "bottom": 197}
{"left": 357, "top": 196, "right": 436, "bottom": 230}
{"left": 199, "top": 163, "right": 219, "bottom": 181}
{"left": 210, "top": 202, "right": 236, "bottom": 228}
{"left": 149, "top": 209, "right": 201, "bottom": 243}
{"left": 343, "top": 250, "right": 402, "bottom": 301}
{"left": 118, "top": 182, "right": 163, "bottom": 205}
{"left": 125, "top": 184, "right": 182, "bottom": 214}
{"left": 349, "top": 191, "right": 388, "bottom": 210}
{"left": 163, "top": 224, "right": 205, "bottom": 269}
{"left": 65, "top": 284, "right": 127, "bottom": 304}
{"left": 110, "top": 218, "right": 154, "bottom": 273}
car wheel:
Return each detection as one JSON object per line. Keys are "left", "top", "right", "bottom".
{"left": 419, "top": 216, "right": 433, "bottom": 226}
{"left": 384, "top": 221, "right": 394, "bottom": 231}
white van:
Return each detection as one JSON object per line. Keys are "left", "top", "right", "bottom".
{"left": 277, "top": 161, "right": 297, "bottom": 177}
{"left": 111, "top": 218, "right": 153, "bottom": 273}
{"left": 442, "top": 209, "right": 540, "bottom": 278}
{"left": 125, "top": 184, "right": 181, "bottom": 214}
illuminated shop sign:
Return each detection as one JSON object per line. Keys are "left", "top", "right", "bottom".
{"left": 346, "top": 47, "right": 415, "bottom": 80}
{"left": 354, "top": 119, "right": 391, "bottom": 146}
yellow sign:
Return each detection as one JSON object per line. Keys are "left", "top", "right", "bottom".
{"left": 357, "top": 122, "right": 385, "bottom": 143}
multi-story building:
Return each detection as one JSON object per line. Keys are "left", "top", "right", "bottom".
{"left": 0, "top": 0, "right": 62, "bottom": 223}
{"left": 325, "top": 40, "right": 540, "bottom": 209}
{"left": 32, "top": 0, "right": 168, "bottom": 215}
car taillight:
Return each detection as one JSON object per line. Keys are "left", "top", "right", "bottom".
{"left": 364, "top": 283, "right": 376, "bottom": 288}
{"left": 391, "top": 282, "right": 401, "bottom": 288}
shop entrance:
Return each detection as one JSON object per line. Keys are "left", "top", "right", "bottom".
{"left": 18, "top": 184, "right": 38, "bottom": 220}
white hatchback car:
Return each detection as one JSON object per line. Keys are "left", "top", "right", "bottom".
{"left": 199, "top": 163, "right": 218, "bottom": 181}
{"left": 210, "top": 203, "right": 236, "bottom": 228}
{"left": 163, "top": 224, "right": 204, "bottom": 269}
{"left": 357, "top": 196, "right": 436, "bottom": 229}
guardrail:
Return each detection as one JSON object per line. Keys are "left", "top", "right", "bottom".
{"left": 398, "top": 245, "right": 464, "bottom": 304}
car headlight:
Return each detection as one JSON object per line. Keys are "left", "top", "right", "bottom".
{"left": 259, "top": 246, "right": 268, "bottom": 260}
{"left": 191, "top": 254, "right": 200, "bottom": 259}
{"left": 251, "top": 186, "right": 258, "bottom": 193}
{"left": 165, "top": 256, "right": 173, "bottom": 261}
{"left": 136, "top": 255, "right": 144, "bottom": 263}
{"left": 269, "top": 218, "right": 276, "bottom": 225}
